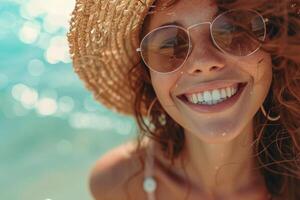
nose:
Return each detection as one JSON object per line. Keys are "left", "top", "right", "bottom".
{"left": 184, "top": 46, "right": 226, "bottom": 75}
{"left": 182, "top": 27, "right": 226, "bottom": 76}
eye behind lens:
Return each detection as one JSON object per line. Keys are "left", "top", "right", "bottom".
{"left": 211, "top": 9, "right": 266, "bottom": 57}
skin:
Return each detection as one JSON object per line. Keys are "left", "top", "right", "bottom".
{"left": 146, "top": 0, "right": 273, "bottom": 199}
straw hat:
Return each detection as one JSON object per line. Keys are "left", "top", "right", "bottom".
{"left": 68, "top": 0, "right": 156, "bottom": 116}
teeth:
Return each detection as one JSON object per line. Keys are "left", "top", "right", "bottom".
{"left": 231, "top": 87, "right": 237, "bottom": 95}
{"left": 233, "top": 87, "right": 237, "bottom": 94}
{"left": 197, "top": 93, "right": 204, "bottom": 102}
{"left": 212, "top": 89, "right": 221, "bottom": 101}
{"left": 185, "top": 84, "right": 239, "bottom": 105}
{"left": 220, "top": 89, "right": 227, "bottom": 98}
{"left": 226, "top": 87, "right": 232, "bottom": 97}
{"left": 203, "top": 91, "right": 212, "bottom": 102}
{"left": 192, "top": 94, "right": 198, "bottom": 104}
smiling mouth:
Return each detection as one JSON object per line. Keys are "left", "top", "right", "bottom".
{"left": 177, "top": 82, "right": 246, "bottom": 100}
{"left": 176, "top": 82, "right": 248, "bottom": 113}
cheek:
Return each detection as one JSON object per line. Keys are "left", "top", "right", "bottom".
{"left": 151, "top": 75, "right": 175, "bottom": 106}
{"left": 252, "top": 53, "right": 273, "bottom": 94}
{"left": 238, "top": 51, "right": 272, "bottom": 87}
{"left": 151, "top": 73, "right": 185, "bottom": 128}
{"left": 255, "top": 57, "right": 273, "bottom": 84}
{"left": 256, "top": 56, "right": 273, "bottom": 109}
{"left": 240, "top": 52, "right": 273, "bottom": 112}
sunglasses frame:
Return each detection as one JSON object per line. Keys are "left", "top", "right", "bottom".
{"left": 136, "top": 8, "right": 268, "bottom": 74}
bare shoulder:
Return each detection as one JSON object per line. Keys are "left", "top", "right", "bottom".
{"left": 88, "top": 139, "right": 147, "bottom": 200}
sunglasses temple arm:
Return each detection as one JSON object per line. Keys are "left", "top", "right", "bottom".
{"left": 136, "top": 48, "right": 175, "bottom": 56}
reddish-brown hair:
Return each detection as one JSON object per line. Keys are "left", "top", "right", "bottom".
{"left": 126, "top": 0, "right": 300, "bottom": 199}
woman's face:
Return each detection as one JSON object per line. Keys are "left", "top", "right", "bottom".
{"left": 146, "top": 0, "right": 273, "bottom": 143}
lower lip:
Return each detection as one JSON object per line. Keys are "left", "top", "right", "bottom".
{"left": 177, "top": 83, "right": 247, "bottom": 113}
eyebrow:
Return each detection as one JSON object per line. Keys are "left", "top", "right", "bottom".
{"left": 157, "top": 21, "right": 185, "bottom": 28}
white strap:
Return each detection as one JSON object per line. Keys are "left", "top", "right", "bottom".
{"left": 143, "top": 139, "right": 157, "bottom": 200}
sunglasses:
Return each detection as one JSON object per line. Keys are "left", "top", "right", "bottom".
{"left": 136, "top": 8, "right": 267, "bottom": 74}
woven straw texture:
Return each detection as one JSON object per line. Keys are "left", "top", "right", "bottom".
{"left": 68, "top": 0, "right": 155, "bottom": 115}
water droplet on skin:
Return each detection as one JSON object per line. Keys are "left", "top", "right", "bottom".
{"left": 221, "top": 132, "right": 226, "bottom": 136}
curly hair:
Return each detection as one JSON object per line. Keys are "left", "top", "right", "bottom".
{"left": 126, "top": 0, "right": 300, "bottom": 199}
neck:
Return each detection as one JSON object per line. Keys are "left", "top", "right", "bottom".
{"left": 181, "top": 119, "right": 266, "bottom": 196}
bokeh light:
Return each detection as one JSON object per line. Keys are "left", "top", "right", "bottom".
{"left": 20, "top": 86, "right": 38, "bottom": 109}
{"left": 27, "top": 59, "right": 45, "bottom": 76}
{"left": 19, "top": 20, "right": 41, "bottom": 44}
{"left": 35, "top": 97, "right": 58, "bottom": 116}
{"left": 45, "top": 36, "right": 71, "bottom": 64}
{"left": 1, "top": 1, "right": 136, "bottom": 200}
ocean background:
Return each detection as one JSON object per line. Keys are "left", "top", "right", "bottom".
{"left": 0, "top": 0, "right": 137, "bottom": 199}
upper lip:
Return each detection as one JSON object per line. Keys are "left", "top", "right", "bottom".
{"left": 175, "top": 80, "right": 247, "bottom": 96}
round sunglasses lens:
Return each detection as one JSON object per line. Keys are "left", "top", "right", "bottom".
{"left": 212, "top": 9, "right": 265, "bottom": 56}
{"left": 140, "top": 26, "right": 189, "bottom": 73}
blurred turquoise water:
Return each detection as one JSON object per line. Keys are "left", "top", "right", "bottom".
{"left": 0, "top": 1, "right": 136, "bottom": 199}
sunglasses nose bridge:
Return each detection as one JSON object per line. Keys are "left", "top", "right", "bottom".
{"left": 186, "top": 22, "right": 214, "bottom": 51}
{"left": 186, "top": 22, "right": 213, "bottom": 48}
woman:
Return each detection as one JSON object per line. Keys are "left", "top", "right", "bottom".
{"left": 68, "top": 0, "right": 300, "bottom": 199}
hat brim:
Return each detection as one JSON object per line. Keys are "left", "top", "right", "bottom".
{"left": 68, "top": 0, "right": 155, "bottom": 116}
